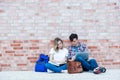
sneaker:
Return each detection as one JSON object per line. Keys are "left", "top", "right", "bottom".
{"left": 61, "top": 70, "right": 67, "bottom": 73}
{"left": 93, "top": 67, "right": 106, "bottom": 74}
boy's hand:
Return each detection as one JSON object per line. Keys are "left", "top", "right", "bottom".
{"left": 68, "top": 56, "right": 75, "bottom": 61}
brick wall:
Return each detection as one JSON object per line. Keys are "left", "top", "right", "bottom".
{"left": 0, "top": 0, "right": 120, "bottom": 71}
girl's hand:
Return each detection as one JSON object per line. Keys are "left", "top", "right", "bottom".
{"left": 57, "top": 60, "right": 66, "bottom": 64}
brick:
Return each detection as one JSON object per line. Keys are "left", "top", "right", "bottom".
{"left": 79, "top": 40, "right": 88, "bottom": 43}
{"left": 51, "top": 0, "right": 62, "bottom": 2}
{"left": 14, "top": 53, "right": 24, "bottom": 56}
{"left": 5, "top": 53, "right": 14, "bottom": 56}
{"left": 17, "top": 64, "right": 27, "bottom": 66}
{"left": 27, "top": 57, "right": 37, "bottom": 60}
{"left": 0, "top": 54, "right": 2, "bottom": 56}
{"left": 104, "top": 59, "right": 113, "bottom": 62}
{"left": 88, "top": 46, "right": 98, "bottom": 49}
{"left": 109, "top": 46, "right": 119, "bottom": 48}
{"left": 0, "top": 10, "right": 4, "bottom": 13}
{"left": 11, "top": 44, "right": 21, "bottom": 46}
{"left": 99, "top": 39, "right": 109, "bottom": 43}
{"left": 29, "top": 47, "right": 39, "bottom": 50}
{"left": 96, "top": 59, "right": 104, "bottom": 62}
{"left": 5, "top": 51, "right": 15, "bottom": 53}
{"left": 27, "top": 57, "right": 37, "bottom": 63}
{"left": 30, "top": 60, "right": 36, "bottom": 63}
{"left": 30, "top": 40, "right": 39, "bottom": 43}
{"left": 1, "top": 64, "right": 11, "bottom": 67}
{"left": 107, "top": 3, "right": 117, "bottom": 6}
{"left": 24, "top": 40, "right": 29, "bottom": 43}
{"left": 113, "top": 62, "right": 120, "bottom": 65}
{"left": 13, "top": 40, "right": 23, "bottom": 43}
{"left": 102, "top": 63, "right": 112, "bottom": 65}
{"left": 13, "top": 47, "right": 23, "bottom": 50}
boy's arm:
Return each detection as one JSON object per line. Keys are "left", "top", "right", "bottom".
{"left": 68, "top": 56, "right": 75, "bottom": 61}
{"left": 67, "top": 47, "right": 76, "bottom": 61}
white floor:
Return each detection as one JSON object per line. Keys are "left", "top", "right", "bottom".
{"left": 0, "top": 69, "right": 120, "bottom": 80}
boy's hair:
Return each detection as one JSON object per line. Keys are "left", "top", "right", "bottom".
{"left": 69, "top": 33, "right": 78, "bottom": 41}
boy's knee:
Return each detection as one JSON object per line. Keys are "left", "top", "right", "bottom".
{"left": 90, "top": 59, "right": 97, "bottom": 62}
{"left": 76, "top": 56, "right": 84, "bottom": 61}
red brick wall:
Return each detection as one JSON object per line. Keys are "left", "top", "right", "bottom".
{"left": 0, "top": 0, "right": 120, "bottom": 71}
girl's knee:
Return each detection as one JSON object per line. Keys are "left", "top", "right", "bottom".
{"left": 45, "top": 63, "right": 50, "bottom": 68}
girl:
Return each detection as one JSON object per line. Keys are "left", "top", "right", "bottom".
{"left": 45, "top": 37, "right": 68, "bottom": 73}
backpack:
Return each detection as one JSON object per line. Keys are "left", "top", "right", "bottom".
{"left": 35, "top": 53, "right": 49, "bottom": 72}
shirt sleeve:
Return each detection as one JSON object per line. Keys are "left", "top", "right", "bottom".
{"left": 49, "top": 48, "right": 54, "bottom": 55}
{"left": 67, "top": 47, "right": 73, "bottom": 59}
{"left": 82, "top": 43, "right": 89, "bottom": 53}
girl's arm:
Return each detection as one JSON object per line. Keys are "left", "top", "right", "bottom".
{"left": 49, "top": 54, "right": 59, "bottom": 63}
{"left": 57, "top": 59, "right": 67, "bottom": 64}
{"left": 50, "top": 54, "right": 66, "bottom": 64}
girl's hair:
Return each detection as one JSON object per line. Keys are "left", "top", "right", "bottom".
{"left": 54, "top": 37, "right": 63, "bottom": 52}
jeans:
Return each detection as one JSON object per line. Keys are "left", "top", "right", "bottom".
{"left": 45, "top": 63, "right": 67, "bottom": 73}
{"left": 75, "top": 55, "right": 98, "bottom": 71}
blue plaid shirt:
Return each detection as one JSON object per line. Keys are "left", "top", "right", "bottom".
{"left": 68, "top": 42, "right": 89, "bottom": 60}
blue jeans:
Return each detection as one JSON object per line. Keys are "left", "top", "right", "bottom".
{"left": 75, "top": 55, "right": 98, "bottom": 71}
{"left": 45, "top": 63, "right": 67, "bottom": 73}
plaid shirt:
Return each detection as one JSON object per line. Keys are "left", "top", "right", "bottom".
{"left": 68, "top": 42, "right": 89, "bottom": 59}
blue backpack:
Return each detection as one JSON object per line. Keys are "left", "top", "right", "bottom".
{"left": 35, "top": 54, "right": 49, "bottom": 72}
